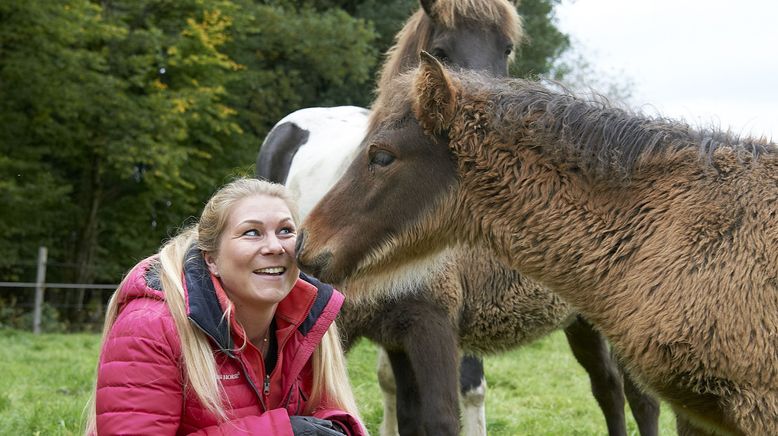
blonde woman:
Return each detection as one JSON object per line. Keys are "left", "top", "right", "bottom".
{"left": 85, "top": 178, "right": 365, "bottom": 435}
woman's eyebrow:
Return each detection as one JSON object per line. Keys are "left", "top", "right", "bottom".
{"left": 239, "top": 219, "right": 264, "bottom": 226}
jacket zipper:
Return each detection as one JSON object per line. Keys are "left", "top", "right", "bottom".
{"left": 189, "top": 317, "right": 268, "bottom": 411}
{"left": 264, "top": 373, "right": 271, "bottom": 396}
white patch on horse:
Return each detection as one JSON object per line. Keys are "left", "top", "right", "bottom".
{"left": 282, "top": 106, "right": 370, "bottom": 219}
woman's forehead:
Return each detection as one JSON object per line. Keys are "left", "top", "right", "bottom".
{"left": 228, "top": 194, "right": 293, "bottom": 225}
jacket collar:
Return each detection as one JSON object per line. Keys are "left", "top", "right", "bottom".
{"left": 182, "top": 246, "right": 234, "bottom": 351}
{"left": 181, "top": 246, "right": 336, "bottom": 352}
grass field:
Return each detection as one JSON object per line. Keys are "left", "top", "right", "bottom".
{"left": 0, "top": 328, "right": 677, "bottom": 435}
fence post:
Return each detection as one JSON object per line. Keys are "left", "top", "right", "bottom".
{"left": 33, "top": 246, "right": 48, "bottom": 334}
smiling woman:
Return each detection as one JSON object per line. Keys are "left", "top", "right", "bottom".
{"left": 83, "top": 178, "right": 367, "bottom": 436}
{"left": 203, "top": 194, "right": 300, "bottom": 318}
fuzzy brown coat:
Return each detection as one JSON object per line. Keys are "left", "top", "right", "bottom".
{"left": 338, "top": 246, "right": 573, "bottom": 355}
{"left": 298, "top": 54, "right": 778, "bottom": 435}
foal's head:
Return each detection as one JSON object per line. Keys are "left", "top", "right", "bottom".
{"left": 297, "top": 54, "right": 468, "bottom": 287}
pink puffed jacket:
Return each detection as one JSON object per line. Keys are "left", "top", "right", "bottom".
{"left": 94, "top": 249, "right": 366, "bottom": 435}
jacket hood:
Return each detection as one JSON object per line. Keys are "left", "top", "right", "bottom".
{"left": 116, "top": 247, "right": 342, "bottom": 354}
{"left": 116, "top": 254, "right": 165, "bottom": 305}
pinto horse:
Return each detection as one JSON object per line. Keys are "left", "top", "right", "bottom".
{"left": 297, "top": 52, "right": 778, "bottom": 435}
{"left": 259, "top": 1, "right": 658, "bottom": 435}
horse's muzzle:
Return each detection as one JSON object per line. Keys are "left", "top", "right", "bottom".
{"left": 295, "top": 230, "right": 334, "bottom": 280}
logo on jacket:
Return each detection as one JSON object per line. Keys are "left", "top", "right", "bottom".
{"left": 217, "top": 372, "right": 241, "bottom": 380}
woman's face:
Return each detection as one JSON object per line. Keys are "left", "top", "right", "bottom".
{"left": 205, "top": 194, "right": 300, "bottom": 307}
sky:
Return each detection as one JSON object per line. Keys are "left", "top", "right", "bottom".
{"left": 554, "top": 0, "right": 778, "bottom": 140}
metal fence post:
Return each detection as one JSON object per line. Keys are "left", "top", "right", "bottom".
{"left": 33, "top": 246, "right": 48, "bottom": 334}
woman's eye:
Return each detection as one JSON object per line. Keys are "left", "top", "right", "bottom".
{"left": 370, "top": 150, "right": 395, "bottom": 167}
{"left": 243, "top": 229, "right": 260, "bottom": 237}
{"left": 279, "top": 227, "right": 296, "bottom": 235}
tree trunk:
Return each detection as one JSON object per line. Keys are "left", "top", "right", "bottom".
{"left": 69, "top": 154, "right": 102, "bottom": 327}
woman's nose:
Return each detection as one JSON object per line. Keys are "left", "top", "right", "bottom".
{"left": 260, "top": 235, "right": 285, "bottom": 254}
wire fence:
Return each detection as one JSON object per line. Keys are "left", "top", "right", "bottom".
{"left": 0, "top": 247, "right": 118, "bottom": 334}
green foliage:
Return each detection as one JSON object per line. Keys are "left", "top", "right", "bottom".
{"left": 512, "top": 0, "right": 570, "bottom": 78}
{"left": 224, "top": 1, "right": 379, "bottom": 144}
{"left": 0, "top": 0, "right": 571, "bottom": 324}
{"left": 0, "top": 330, "right": 678, "bottom": 434}
{"left": 0, "top": 1, "right": 380, "bottom": 322}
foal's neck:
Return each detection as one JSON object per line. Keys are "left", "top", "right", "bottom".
{"left": 459, "top": 147, "right": 690, "bottom": 326}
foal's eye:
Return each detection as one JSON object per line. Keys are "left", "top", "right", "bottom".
{"left": 505, "top": 45, "right": 513, "bottom": 56}
{"left": 370, "top": 150, "right": 396, "bottom": 167}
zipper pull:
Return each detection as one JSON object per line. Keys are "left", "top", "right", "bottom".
{"left": 263, "top": 374, "right": 270, "bottom": 396}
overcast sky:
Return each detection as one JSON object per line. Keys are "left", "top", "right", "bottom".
{"left": 554, "top": 0, "right": 778, "bottom": 140}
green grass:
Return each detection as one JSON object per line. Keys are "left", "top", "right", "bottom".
{"left": 0, "top": 328, "right": 677, "bottom": 435}
{"left": 0, "top": 329, "right": 100, "bottom": 435}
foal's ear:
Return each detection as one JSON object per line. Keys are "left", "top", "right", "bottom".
{"left": 414, "top": 50, "right": 458, "bottom": 135}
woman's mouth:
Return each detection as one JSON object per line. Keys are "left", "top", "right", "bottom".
{"left": 254, "top": 267, "right": 286, "bottom": 276}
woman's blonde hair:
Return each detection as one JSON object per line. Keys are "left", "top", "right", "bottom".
{"left": 85, "top": 177, "right": 359, "bottom": 433}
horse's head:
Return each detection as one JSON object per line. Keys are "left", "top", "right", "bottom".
{"left": 419, "top": 0, "right": 519, "bottom": 76}
{"left": 297, "top": 53, "right": 470, "bottom": 288}
{"left": 374, "top": 0, "right": 521, "bottom": 111}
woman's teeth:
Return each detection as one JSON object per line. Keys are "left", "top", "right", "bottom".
{"left": 255, "top": 267, "right": 285, "bottom": 275}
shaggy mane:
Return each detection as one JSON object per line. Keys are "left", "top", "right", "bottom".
{"left": 488, "top": 76, "right": 775, "bottom": 178}
{"left": 376, "top": 68, "right": 776, "bottom": 179}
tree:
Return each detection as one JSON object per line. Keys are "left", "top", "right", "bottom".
{"left": 0, "top": 0, "right": 245, "bottom": 324}
{"left": 0, "top": 0, "right": 572, "bottom": 329}
{"left": 512, "top": 0, "right": 570, "bottom": 78}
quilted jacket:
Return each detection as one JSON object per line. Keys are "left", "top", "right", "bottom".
{"left": 94, "top": 249, "right": 366, "bottom": 435}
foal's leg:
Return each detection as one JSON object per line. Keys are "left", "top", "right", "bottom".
{"left": 459, "top": 355, "right": 487, "bottom": 436}
{"left": 622, "top": 365, "right": 660, "bottom": 436}
{"left": 563, "top": 315, "right": 628, "bottom": 436}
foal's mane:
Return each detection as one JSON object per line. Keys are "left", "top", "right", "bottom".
{"left": 373, "top": 69, "right": 775, "bottom": 180}
{"left": 369, "top": 0, "right": 522, "bottom": 133}
{"left": 456, "top": 73, "right": 775, "bottom": 179}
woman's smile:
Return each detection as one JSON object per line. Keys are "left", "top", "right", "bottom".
{"left": 205, "top": 194, "right": 300, "bottom": 306}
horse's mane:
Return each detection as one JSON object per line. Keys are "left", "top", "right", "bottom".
{"left": 369, "top": 0, "right": 523, "bottom": 132}
{"left": 487, "top": 77, "right": 775, "bottom": 178}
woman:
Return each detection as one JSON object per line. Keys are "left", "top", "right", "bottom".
{"left": 85, "top": 178, "right": 366, "bottom": 435}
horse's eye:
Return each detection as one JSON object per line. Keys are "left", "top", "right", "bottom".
{"left": 370, "top": 150, "right": 396, "bottom": 167}
{"left": 430, "top": 47, "right": 449, "bottom": 62}
{"left": 505, "top": 45, "right": 513, "bottom": 56}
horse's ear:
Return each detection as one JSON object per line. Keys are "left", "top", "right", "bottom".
{"left": 414, "top": 50, "right": 458, "bottom": 135}
{"left": 420, "top": 0, "right": 437, "bottom": 18}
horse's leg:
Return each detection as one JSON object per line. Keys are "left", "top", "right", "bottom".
{"left": 376, "top": 347, "right": 400, "bottom": 436}
{"left": 563, "top": 315, "right": 627, "bottom": 436}
{"left": 385, "top": 349, "right": 425, "bottom": 436}
{"left": 622, "top": 364, "right": 660, "bottom": 436}
{"left": 400, "top": 305, "right": 460, "bottom": 436}
{"left": 459, "top": 355, "right": 487, "bottom": 436}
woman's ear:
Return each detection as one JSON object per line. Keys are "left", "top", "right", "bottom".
{"left": 413, "top": 50, "right": 458, "bottom": 135}
{"left": 203, "top": 252, "right": 220, "bottom": 277}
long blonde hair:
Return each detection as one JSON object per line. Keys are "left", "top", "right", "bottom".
{"left": 85, "top": 178, "right": 359, "bottom": 432}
